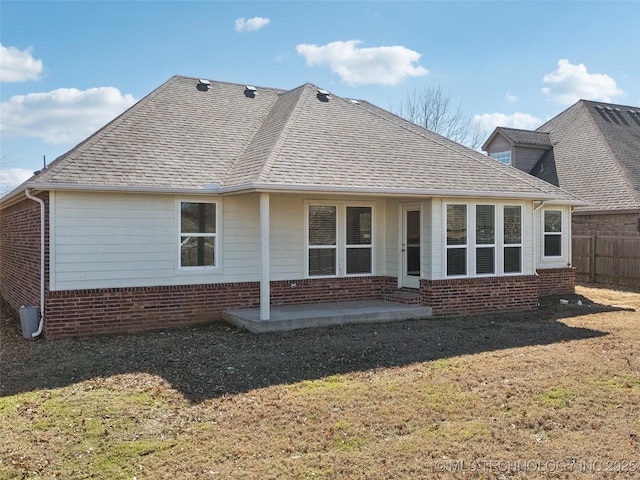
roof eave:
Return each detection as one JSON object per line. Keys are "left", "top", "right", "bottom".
{"left": 1, "top": 181, "right": 587, "bottom": 207}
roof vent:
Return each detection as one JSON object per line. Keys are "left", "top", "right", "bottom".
{"left": 628, "top": 109, "right": 638, "bottom": 115}
{"left": 604, "top": 106, "right": 613, "bottom": 111}
{"left": 317, "top": 89, "right": 330, "bottom": 102}
{"left": 349, "top": 99, "right": 360, "bottom": 105}
{"left": 244, "top": 85, "right": 257, "bottom": 98}
{"left": 197, "top": 79, "right": 211, "bottom": 92}
{"left": 594, "top": 105, "right": 602, "bottom": 110}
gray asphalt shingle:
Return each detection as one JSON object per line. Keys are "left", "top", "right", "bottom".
{"left": 25, "top": 75, "right": 580, "bottom": 202}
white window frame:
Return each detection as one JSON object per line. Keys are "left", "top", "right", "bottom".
{"left": 444, "top": 201, "right": 526, "bottom": 278}
{"left": 503, "top": 205, "right": 523, "bottom": 275}
{"left": 305, "top": 200, "right": 375, "bottom": 278}
{"left": 445, "top": 203, "right": 468, "bottom": 277}
{"left": 490, "top": 151, "right": 512, "bottom": 166}
{"left": 178, "top": 199, "right": 219, "bottom": 271}
{"left": 543, "top": 209, "right": 563, "bottom": 258}
{"left": 475, "top": 204, "right": 496, "bottom": 276}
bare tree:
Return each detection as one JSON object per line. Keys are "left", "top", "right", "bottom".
{"left": 393, "top": 85, "right": 485, "bottom": 150}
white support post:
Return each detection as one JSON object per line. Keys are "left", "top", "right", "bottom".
{"left": 260, "top": 192, "right": 270, "bottom": 320}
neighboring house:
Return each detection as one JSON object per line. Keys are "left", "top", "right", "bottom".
{"left": 0, "top": 76, "right": 582, "bottom": 339}
{"left": 483, "top": 100, "right": 640, "bottom": 238}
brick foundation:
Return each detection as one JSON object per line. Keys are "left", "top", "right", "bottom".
{"left": 42, "top": 276, "right": 398, "bottom": 339}
{"left": 421, "top": 275, "right": 539, "bottom": 317}
{"left": 536, "top": 267, "right": 575, "bottom": 296}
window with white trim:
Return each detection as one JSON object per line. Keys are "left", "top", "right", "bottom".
{"left": 543, "top": 210, "right": 562, "bottom": 257}
{"left": 307, "top": 203, "right": 373, "bottom": 277}
{"left": 491, "top": 151, "right": 512, "bottom": 165}
{"left": 475, "top": 205, "right": 495, "bottom": 275}
{"left": 346, "top": 206, "right": 372, "bottom": 274}
{"left": 180, "top": 201, "right": 217, "bottom": 268}
{"left": 446, "top": 204, "right": 467, "bottom": 276}
{"left": 445, "top": 201, "right": 525, "bottom": 277}
{"left": 308, "top": 205, "right": 337, "bottom": 276}
{"left": 503, "top": 205, "right": 522, "bottom": 273}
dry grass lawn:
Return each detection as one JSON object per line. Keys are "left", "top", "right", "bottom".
{"left": 1, "top": 284, "right": 639, "bottom": 479}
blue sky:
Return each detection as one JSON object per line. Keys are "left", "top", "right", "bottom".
{"left": 1, "top": 0, "right": 639, "bottom": 193}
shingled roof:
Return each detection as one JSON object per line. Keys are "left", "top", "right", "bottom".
{"left": 481, "top": 127, "right": 552, "bottom": 150}
{"left": 4, "top": 75, "right": 582, "bottom": 204}
{"left": 534, "top": 100, "right": 640, "bottom": 213}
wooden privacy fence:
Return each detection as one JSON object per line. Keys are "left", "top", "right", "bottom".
{"left": 573, "top": 235, "right": 640, "bottom": 287}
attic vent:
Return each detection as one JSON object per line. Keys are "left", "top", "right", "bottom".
{"left": 349, "top": 99, "right": 360, "bottom": 105}
{"left": 629, "top": 110, "right": 638, "bottom": 115}
{"left": 604, "top": 106, "right": 613, "bottom": 112}
{"left": 594, "top": 105, "right": 602, "bottom": 109}
{"left": 197, "top": 79, "right": 211, "bottom": 92}
{"left": 244, "top": 85, "right": 257, "bottom": 98}
{"left": 317, "top": 89, "right": 330, "bottom": 102}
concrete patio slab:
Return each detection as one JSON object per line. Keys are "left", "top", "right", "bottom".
{"left": 223, "top": 300, "right": 433, "bottom": 333}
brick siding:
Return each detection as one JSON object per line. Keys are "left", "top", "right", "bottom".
{"left": 0, "top": 193, "right": 49, "bottom": 313}
{"left": 536, "top": 267, "right": 575, "bottom": 296}
{"left": 421, "top": 275, "right": 539, "bottom": 317}
{"left": 42, "top": 276, "right": 398, "bottom": 339}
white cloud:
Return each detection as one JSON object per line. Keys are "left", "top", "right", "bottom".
{"left": 0, "top": 44, "right": 44, "bottom": 82}
{"left": 541, "top": 59, "right": 624, "bottom": 105}
{"left": 0, "top": 168, "right": 34, "bottom": 195}
{"left": 472, "top": 112, "right": 542, "bottom": 133}
{"left": 296, "top": 40, "right": 428, "bottom": 86}
{"left": 505, "top": 92, "right": 518, "bottom": 103}
{"left": 235, "top": 17, "right": 270, "bottom": 33}
{"left": 0, "top": 87, "right": 136, "bottom": 145}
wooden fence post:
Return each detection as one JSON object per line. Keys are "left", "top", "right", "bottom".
{"left": 590, "top": 235, "right": 596, "bottom": 283}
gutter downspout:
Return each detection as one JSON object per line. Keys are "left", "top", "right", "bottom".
{"left": 24, "top": 189, "right": 45, "bottom": 338}
{"left": 533, "top": 200, "right": 547, "bottom": 277}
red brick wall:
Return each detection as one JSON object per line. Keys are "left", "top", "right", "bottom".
{"left": 44, "top": 282, "right": 260, "bottom": 338}
{"left": 536, "top": 267, "right": 575, "bottom": 296}
{"left": 270, "top": 276, "right": 396, "bottom": 306}
{"left": 421, "top": 275, "right": 539, "bottom": 317}
{"left": 0, "top": 193, "right": 49, "bottom": 313}
{"left": 573, "top": 212, "right": 640, "bottom": 237}
{"left": 43, "top": 276, "right": 397, "bottom": 339}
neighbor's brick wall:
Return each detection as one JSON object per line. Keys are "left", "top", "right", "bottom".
{"left": 536, "top": 267, "right": 575, "bottom": 296}
{"left": 421, "top": 275, "right": 539, "bottom": 317}
{"left": 573, "top": 212, "right": 640, "bottom": 237}
{"left": 0, "top": 193, "right": 49, "bottom": 313}
{"left": 43, "top": 276, "right": 397, "bottom": 339}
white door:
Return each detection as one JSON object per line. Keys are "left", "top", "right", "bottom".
{"left": 401, "top": 206, "right": 421, "bottom": 289}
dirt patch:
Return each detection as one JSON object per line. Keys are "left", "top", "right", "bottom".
{"left": 1, "top": 284, "right": 639, "bottom": 479}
